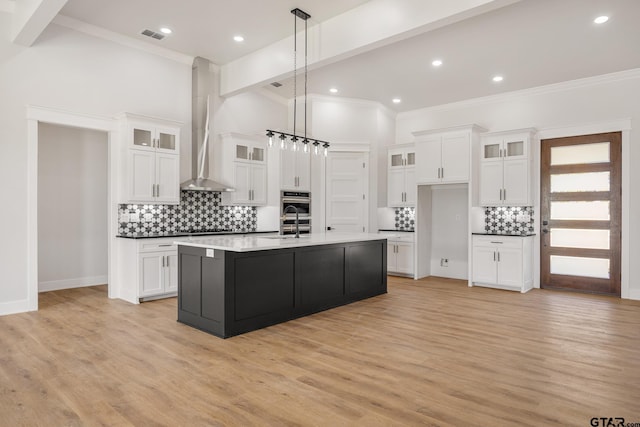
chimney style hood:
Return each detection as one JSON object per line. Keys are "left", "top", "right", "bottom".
{"left": 181, "top": 57, "right": 234, "bottom": 192}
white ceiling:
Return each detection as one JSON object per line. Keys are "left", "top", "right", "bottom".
{"left": 56, "top": 0, "right": 640, "bottom": 112}
{"left": 59, "top": 0, "right": 370, "bottom": 65}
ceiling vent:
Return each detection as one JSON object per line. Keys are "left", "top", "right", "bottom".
{"left": 141, "top": 29, "right": 165, "bottom": 40}
{"left": 270, "top": 82, "right": 283, "bottom": 88}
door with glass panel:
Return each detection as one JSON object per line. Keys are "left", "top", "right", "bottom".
{"left": 540, "top": 132, "right": 621, "bottom": 295}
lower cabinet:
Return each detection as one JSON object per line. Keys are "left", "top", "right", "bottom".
{"left": 139, "top": 250, "right": 178, "bottom": 298}
{"left": 471, "top": 235, "right": 533, "bottom": 292}
{"left": 177, "top": 239, "right": 388, "bottom": 338}
{"left": 380, "top": 232, "right": 415, "bottom": 276}
{"left": 118, "top": 237, "right": 181, "bottom": 303}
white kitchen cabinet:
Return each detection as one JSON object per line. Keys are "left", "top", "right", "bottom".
{"left": 479, "top": 129, "right": 535, "bottom": 206}
{"left": 139, "top": 250, "right": 177, "bottom": 298}
{"left": 119, "top": 113, "right": 182, "bottom": 205}
{"left": 380, "top": 231, "right": 415, "bottom": 276}
{"left": 219, "top": 133, "right": 268, "bottom": 206}
{"left": 387, "top": 146, "right": 416, "bottom": 207}
{"left": 118, "top": 237, "right": 181, "bottom": 303}
{"left": 413, "top": 125, "right": 486, "bottom": 185}
{"left": 281, "top": 149, "right": 311, "bottom": 191}
{"left": 471, "top": 235, "right": 533, "bottom": 292}
{"left": 128, "top": 150, "right": 180, "bottom": 204}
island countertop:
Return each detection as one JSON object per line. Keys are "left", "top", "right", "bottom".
{"left": 174, "top": 232, "right": 386, "bottom": 252}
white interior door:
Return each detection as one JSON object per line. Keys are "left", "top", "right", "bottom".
{"left": 325, "top": 152, "right": 368, "bottom": 233}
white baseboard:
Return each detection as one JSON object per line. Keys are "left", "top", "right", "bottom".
{"left": 0, "top": 298, "right": 32, "bottom": 316}
{"left": 627, "top": 288, "right": 640, "bottom": 301}
{"left": 39, "top": 275, "right": 108, "bottom": 293}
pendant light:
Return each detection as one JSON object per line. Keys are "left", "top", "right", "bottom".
{"left": 266, "top": 8, "right": 330, "bottom": 157}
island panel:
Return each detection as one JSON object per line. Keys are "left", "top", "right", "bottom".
{"left": 177, "top": 238, "right": 387, "bottom": 338}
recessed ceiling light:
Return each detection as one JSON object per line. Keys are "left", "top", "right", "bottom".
{"left": 329, "top": 88, "right": 338, "bottom": 94}
{"left": 492, "top": 75, "right": 504, "bottom": 83}
{"left": 432, "top": 59, "right": 443, "bottom": 67}
{"left": 160, "top": 27, "right": 172, "bottom": 34}
{"left": 233, "top": 35, "right": 245, "bottom": 42}
{"left": 392, "top": 98, "right": 402, "bottom": 104}
{"left": 594, "top": 16, "right": 609, "bottom": 24}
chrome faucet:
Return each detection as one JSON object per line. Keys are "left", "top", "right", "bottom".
{"left": 282, "top": 205, "right": 300, "bottom": 238}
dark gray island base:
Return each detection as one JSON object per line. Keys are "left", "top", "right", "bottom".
{"left": 177, "top": 239, "right": 387, "bottom": 338}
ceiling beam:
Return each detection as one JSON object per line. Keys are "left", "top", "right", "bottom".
{"left": 220, "top": 0, "right": 520, "bottom": 97}
{"left": 12, "top": 0, "right": 69, "bottom": 46}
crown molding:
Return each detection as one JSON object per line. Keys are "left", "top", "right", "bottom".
{"left": 399, "top": 68, "right": 640, "bottom": 119}
{"left": 52, "top": 14, "right": 194, "bottom": 65}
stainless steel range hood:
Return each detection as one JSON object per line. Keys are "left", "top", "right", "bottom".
{"left": 181, "top": 57, "right": 234, "bottom": 192}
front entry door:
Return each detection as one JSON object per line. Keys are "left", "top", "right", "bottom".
{"left": 540, "top": 132, "right": 621, "bottom": 296}
{"left": 325, "top": 152, "right": 368, "bottom": 232}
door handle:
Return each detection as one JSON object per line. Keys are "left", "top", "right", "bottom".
{"left": 503, "top": 188, "right": 506, "bottom": 200}
{"left": 542, "top": 228, "right": 549, "bottom": 234}
{"left": 493, "top": 251, "right": 496, "bottom": 261}
{"left": 162, "top": 256, "right": 165, "bottom": 267}
{"left": 497, "top": 252, "right": 500, "bottom": 262}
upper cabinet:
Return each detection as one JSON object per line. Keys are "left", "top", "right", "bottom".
{"left": 413, "top": 125, "right": 486, "bottom": 185}
{"left": 118, "top": 113, "right": 182, "bottom": 205}
{"left": 387, "top": 145, "right": 415, "bottom": 207}
{"left": 281, "top": 149, "right": 311, "bottom": 191}
{"left": 219, "top": 133, "right": 268, "bottom": 206}
{"left": 479, "top": 129, "right": 535, "bottom": 206}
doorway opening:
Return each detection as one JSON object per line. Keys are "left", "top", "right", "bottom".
{"left": 37, "top": 123, "right": 109, "bottom": 295}
{"left": 540, "top": 132, "right": 621, "bottom": 296}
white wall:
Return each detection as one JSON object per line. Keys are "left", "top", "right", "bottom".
{"left": 429, "top": 185, "right": 469, "bottom": 280}
{"left": 397, "top": 70, "right": 640, "bottom": 298}
{"left": 0, "top": 12, "right": 191, "bottom": 313}
{"left": 309, "top": 96, "right": 396, "bottom": 230}
{"left": 38, "top": 123, "right": 108, "bottom": 291}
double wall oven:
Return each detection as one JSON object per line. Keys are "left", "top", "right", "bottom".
{"left": 281, "top": 191, "right": 311, "bottom": 235}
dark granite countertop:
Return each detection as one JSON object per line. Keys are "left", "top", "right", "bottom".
{"left": 378, "top": 229, "right": 415, "bottom": 233}
{"left": 472, "top": 232, "right": 536, "bottom": 237}
{"left": 117, "top": 230, "right": 279, "bottom": 239}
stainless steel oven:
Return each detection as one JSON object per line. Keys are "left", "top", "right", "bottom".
{"left": 281, "top": 191, "right": 311, "bottom": 235}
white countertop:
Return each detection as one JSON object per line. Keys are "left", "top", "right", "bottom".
{"left": 175, "top": 232, "right": 386, "bottom": 252}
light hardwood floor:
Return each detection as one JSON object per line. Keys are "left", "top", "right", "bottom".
{"left": 2, "top": 277, "right": 640, "bottom": 426}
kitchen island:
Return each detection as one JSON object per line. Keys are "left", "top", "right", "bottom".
{"left": 175, "top": 233, "right": 387, "bottom": 338}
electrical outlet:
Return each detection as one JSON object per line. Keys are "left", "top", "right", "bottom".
{"left": 143, "top": 213, "right": 153, "bottom": 222}
{"left": 130, "top": 213, "right": 140, "bottom": 223}
{"left": 441, "top": 258, "right": 449, "bottom": 267}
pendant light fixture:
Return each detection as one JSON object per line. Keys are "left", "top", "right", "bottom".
{"left": 266, "top": 8, "right": 330, "bottom": 156}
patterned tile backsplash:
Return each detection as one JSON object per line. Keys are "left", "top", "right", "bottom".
{"left": 484, "top": 206, "right": 535, "bottom": 235}
{"left": 394, "top": 207, "right": 415, "bottom": 231}
{"left": 118, "top": 191, "right": 257, "bottom": 236}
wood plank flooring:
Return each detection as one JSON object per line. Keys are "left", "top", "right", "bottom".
{"left": 2, "top": 276, "right": 640, "bottom": 426}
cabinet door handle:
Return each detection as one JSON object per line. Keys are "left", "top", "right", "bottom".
{"left": 166, "top": 256, "right": 169, "bottom": 267}
{"left": 156, "top": 184, "right": 160, "bottom": 197}
{"left": 503, "top": 188, "right": 506, "bottom": 200}
{"left": 499, "top": 188, "right": 503, "bottom": 200}
{"left": 497, "top": 252, "right": 501, "bottom": 262}
{"left": 162, "top": 256, "right": 165, "bottom": 267}
{"left": 441, "top": 168, "right": 444, "bottom": 179}
{"left": 493, "top": 251, "right": 496, "bottom": 261}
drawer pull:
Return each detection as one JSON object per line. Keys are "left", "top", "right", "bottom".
{"left": 490, "top": 241, "right": 503, "bottom": 244}
{"left": 158, "top": 244, "right": 173, "bottom": 247}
